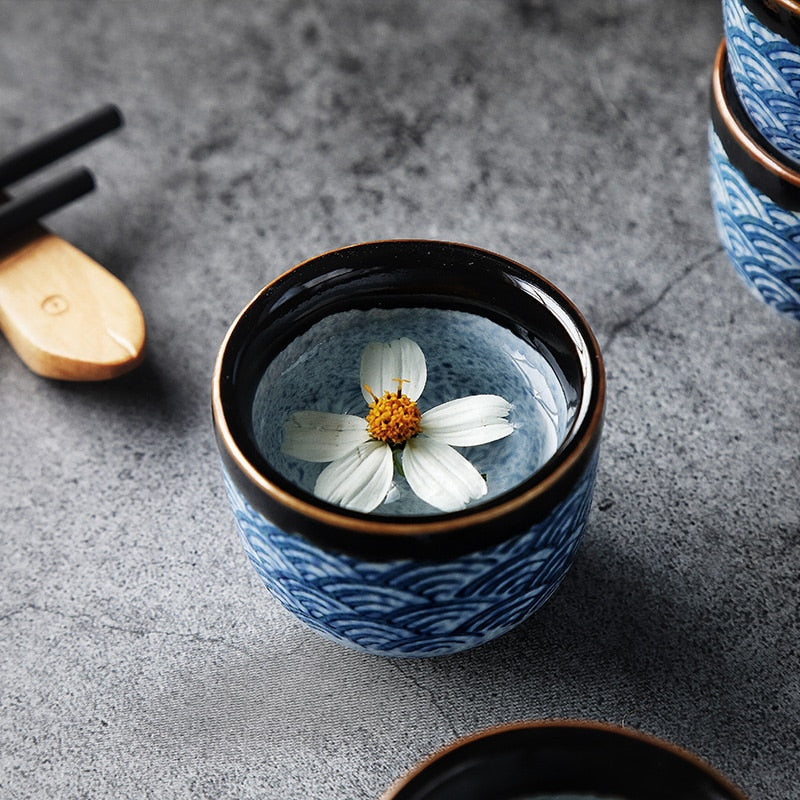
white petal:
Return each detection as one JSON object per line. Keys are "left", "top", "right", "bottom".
{"left": 314, "top": 440, "right": 394, "bottom": 513}
{"left": 282, "top": 411, "right": 370, "bottom": 462}
{"left": 402, "top": 437, "right": 488, "bottom": 513}
{"left": 420, "top": 395, "right": 513, "bottom": 446}
{"left": 360, "top": 337, "right": 427, "bottom": 403}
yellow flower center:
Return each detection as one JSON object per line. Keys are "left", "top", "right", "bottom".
{"left": 365, "top": 380, "right": 422, "bottom": 445}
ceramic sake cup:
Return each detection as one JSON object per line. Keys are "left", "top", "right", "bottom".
{"left": 723, "top": 0, "right": 800, "bottom": 163}
{"left": 710, "top": 40, "right": 800, "bottom": 320}
{"left": 212, "top": 240, "right": 604, "bottom": 657}
{"left": 380, "top": 720, "right": 749, "bottom": 799}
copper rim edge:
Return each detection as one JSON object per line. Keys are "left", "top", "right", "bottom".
{"left": 378, "top": 719, "right": 749, "bottom": 800}
{"left": 211, "top": 239, "right": 606, "bottom": 540}
{"left": 760, "top": 0, "right": 800, "bottom": 16}
{"left": 713, "top": 39, "right": 800, "bottom": 188}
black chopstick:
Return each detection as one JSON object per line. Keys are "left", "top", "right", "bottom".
{"left": 0, "top": 103, "right": 123, "bottom": 188}
{"left": 0, "top": 167, "right": 95, "bottom": 240}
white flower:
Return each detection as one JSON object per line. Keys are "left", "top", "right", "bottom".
{"left": 281, "top": 337, "right": 513, "bottom": 514}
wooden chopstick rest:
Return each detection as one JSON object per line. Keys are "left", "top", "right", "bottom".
{"left": 0, "top": 225, "right": 146, "bottom": 381}
{"left": 0, "top": 104, "right": 145, "bottom": 380}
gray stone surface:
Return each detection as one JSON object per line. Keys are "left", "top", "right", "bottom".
{"left": 0, "top": 1, "right": 797, "bottom": 798}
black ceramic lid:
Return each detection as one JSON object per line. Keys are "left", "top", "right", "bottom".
{"left": 381, "top": 721, "right": 749, "bottom": 800}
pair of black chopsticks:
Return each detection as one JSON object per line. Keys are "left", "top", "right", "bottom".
{"left": 0, "top": 104, "right": 124, "bottom": 240}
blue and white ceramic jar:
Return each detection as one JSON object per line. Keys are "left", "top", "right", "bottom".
{"left": 710, "top": 41, "right": 800, "bottom": 320}
{"left": 212, "top": 241, "right": 605, "bottom": 657}
{"left": 723, "top": 0, "right": 800, "bottom": 163}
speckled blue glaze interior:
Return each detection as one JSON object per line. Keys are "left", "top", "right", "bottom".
{"left": 252, "top": 306, "right": 574, "bottom": 516}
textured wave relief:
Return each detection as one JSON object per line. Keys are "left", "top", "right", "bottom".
{"left": 709, "top": 125, "right": 800, "bottom": 319}
{"left": 723, "top": 0, "right": 800, "bottom": 163}
{"left": 223, "top": 458, "right": 597, "bottom": 657}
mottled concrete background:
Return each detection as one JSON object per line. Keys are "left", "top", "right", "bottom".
{"left": 1, "top": 1, "right": 798, "bottom": 798}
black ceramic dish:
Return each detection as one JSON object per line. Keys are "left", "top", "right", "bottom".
{"left": 380, "top": 721, "right": 749, "bottom": 800}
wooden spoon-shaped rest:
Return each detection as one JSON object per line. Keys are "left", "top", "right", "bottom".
{"left": 0, "top": 226, "right": 145, "bottom": 380}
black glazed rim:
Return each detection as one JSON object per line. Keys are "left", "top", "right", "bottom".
{"left": 736, "top": 0, "right": 800, "bottom": 47}
{"left": 710, "top": 39, "right": 800, "bottom": 210}
{"left": 380, "top": 720, "right": 749, "bottom": 800}
{"left": 212, "top": 240, "right": 605, "bottom": 561}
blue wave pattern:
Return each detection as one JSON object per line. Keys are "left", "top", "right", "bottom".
{"left": 709, "top": 125, "right": 800, "bottom": 319}
{"left": 223, "top": 460, "right": 597, "bottom": 657}
{"left": 723, "top": 0, "right": 800, "bottom": 162}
